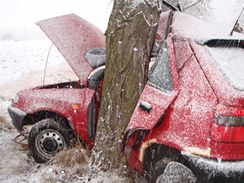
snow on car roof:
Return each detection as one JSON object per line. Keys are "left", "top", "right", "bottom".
{"left": 171, "top": 12, "right": 228, "bottom": 39}
{"left": 207, "top": 47, "right": 244, "bottom": 91}
{"left": 170, "top": 12, "right": 244, "bottom": 91}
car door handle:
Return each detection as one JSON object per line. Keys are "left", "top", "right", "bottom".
{"left": 139, "top": 101, "right": 152, "bottom": 113}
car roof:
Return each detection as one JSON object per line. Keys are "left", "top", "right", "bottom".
{"left": 170, "top": 11, "right": 244, "bottom": 40}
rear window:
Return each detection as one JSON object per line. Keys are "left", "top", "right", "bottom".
{"left": 207, "top": 47, "right": 244, "bottom": 91}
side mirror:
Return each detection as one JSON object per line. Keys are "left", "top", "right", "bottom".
{"left": 87, "top": 65, "right": 105, "bottom": 89}
{"left": 139, "top": 101, "right": 152, "bottom": 113}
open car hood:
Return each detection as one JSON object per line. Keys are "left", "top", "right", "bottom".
{"left": 37, "top": 14, "right": 105, "bottom": 84}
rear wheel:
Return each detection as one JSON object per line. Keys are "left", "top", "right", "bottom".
{"left": 155, "top": 161, "right": 196, "bottom": 183}
{"left": 142, "top": 144, "right": 195, "bottom": 183}
{"left": 28, "top": 118, "right": 72, "bottom": 163}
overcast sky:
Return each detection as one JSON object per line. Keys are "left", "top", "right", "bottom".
{"left": 0, "top": 0, "right": 244, "bottom": 34}
{"left": 0, "top": 0, "right": 112, "bottom": 31}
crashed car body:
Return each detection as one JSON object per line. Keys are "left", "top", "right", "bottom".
{"left": 125, "top": 11, "right": 244, "bottom": 182}
{"left": 8, "top": 10, "right": 244, "bottom": 182}
{"left": 8, "top": 14, "right": 106, "bottom": 162}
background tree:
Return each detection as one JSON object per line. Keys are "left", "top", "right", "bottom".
{"left": 166, "top": 0, "right": 210, "bottom": 18}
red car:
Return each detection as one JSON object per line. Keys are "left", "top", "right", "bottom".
{"left": 125, "top": 11, "right": 244, "bottom": 182}
{"left": 8, "top": 11, "right": 244, "bottom": 182}
{"left": 8, "top": 14, "right": 106, "bottom": 163}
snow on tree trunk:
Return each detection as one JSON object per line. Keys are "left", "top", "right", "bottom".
{"left": 93, "top": 0, "right": 160, "bottom": 171}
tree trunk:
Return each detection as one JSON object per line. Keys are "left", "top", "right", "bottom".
{"left": 93, "top": 0, "right": 160, "bottom": 171}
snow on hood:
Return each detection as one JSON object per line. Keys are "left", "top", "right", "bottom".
{"left": 37, "top": 14, "right": 105, "bottom": 84}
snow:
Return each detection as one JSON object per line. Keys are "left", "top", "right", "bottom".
{"left": 1, "top": 1, "right": 244, "bottom": 182}
{"left": 0, "top": 37, "right": 131, "bottom": 182}
{"left": 130, "top": 0, "right": 145, "bottom": 10}
{"left": 159, "top": 162, "right": 197, "bottom": 183}
{"left": 0, "top": 39, "right": 80, "bottom": 183}
{"left": 172, "top": 11, "right": 226, "bottom": 39}
{"left": 133, "top": 47, "right": 138, "bottom": 51}
{"left": 207, "top": 47, "right": 244, "bottom": 91}
{"left": 183, "top": 152, "right": 244, "bottom": 177}
{"left": 207, "top": 0, "right": 244, "bottom": 35}
{"left": 0, "top": 39, "right": 77, "bottom": 87}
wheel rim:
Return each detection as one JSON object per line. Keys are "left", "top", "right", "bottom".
{"left": 35, "top": 129, "right": 65, "bottom": 158}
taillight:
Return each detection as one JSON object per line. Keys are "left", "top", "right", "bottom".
{"left": 217, "top": 116, "right": 244, "bottom": 126}
{"left": 211, "top": 115, "right": 244, "bottom": 143}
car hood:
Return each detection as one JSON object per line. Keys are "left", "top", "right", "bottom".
{"left": 37, "top": 14, "right": 105, "bottom": 84}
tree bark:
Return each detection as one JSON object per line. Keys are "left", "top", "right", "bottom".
{"left": 93, "top": 0, "right": 160, "bottom": 171}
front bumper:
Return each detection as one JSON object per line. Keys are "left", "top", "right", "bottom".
{"left": 8, "top": 106, "right": 26, "bottom": 132}
{"left": 182, "top": 152, "right": 244, "bottom": 180}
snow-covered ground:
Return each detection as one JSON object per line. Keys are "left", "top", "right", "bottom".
{"left": 0, "top": 38, "right": 130, "bottom": 183}
{"left": 1, "top": 0, "right": 244, "bottom": 181}
{"left": 0, "top": 39, "right": 81, "bottom": 183}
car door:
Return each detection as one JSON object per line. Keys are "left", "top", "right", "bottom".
{"left": 127, "top": 37, "right": 179, "bottom": 132}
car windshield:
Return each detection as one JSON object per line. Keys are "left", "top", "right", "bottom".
{"left": 207, "top": 47, "right": 244, "bottom": 91}
{"left": 148, "top": 43, "right": 173, "bottom": 92}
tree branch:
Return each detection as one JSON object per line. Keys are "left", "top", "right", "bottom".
{"left": 183, "top": 0, "right": 204, "bottom": 11}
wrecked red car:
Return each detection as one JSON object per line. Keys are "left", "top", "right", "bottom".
{"left": 8, "top": 14, "right": 106, "bottom": 163}
{"left": 125, "top": 11, "right": 244, "bottom": 182}
{"left": 8, "top": 10, "right": 244, "bottom": 183}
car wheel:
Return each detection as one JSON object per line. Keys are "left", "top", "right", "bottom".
{"left": 28, "top": 118, "right": 71, "bottom": 163}
{"left": 143, "top": 145, "right": 196, "bottom": 183}
{"left": 155, "top": 161, "right": 197, "bottom": 183}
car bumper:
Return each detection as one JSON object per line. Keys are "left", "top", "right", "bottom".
{"left": 182, "top": 152, "right": 244, "bottom": 180}
{"left": 8, "top": 106, "right": 26, "bottom": 132}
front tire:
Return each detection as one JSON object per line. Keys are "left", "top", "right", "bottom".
{"left": 28, "top": 118, "right": 72, "bottom": 163}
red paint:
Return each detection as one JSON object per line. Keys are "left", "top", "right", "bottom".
{"left": 10, "top": 14, "right": 105, "bottom": 150}
{"left": 126, "top": 12, "right": 244, "bottom": 173}
{"left": 37, "top": 14, "right": 105, "bottom": 84}
{"left": 211, "top": 123, "right": 244, "bottom": 143}
{"left": 12, "top": 86, "right": 98, "bottom": 149}
{"left": 9, "top": 12, "right": 244, "bottom": 175}
{"left": 211, "top": 141, "right": 244, "bottom": 160}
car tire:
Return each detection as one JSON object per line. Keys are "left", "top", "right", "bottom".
{"left": 155, "top": 161, "right": 197, "bottom": 183}
{"left": 28, "top": 118, "right": 72, "bottom": 163}
{"left": 143, "top": 145, "right": 195, "bottom": 183}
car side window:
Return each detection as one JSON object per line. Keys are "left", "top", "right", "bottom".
{"left": 148, "top": 42, "right": 173, "bottom": 92}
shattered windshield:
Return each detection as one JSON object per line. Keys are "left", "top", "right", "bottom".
{"left": 207, "top": 47, "right": 244, "bottom": 91}
{"left": 148, "top": 43, "right": 173, "bottom": 92}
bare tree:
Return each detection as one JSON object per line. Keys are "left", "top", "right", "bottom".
{"left": 168, "top": 0, "right": 211, "bottom": 18}
{"left": 93, "top": 0, "right": 211, "bottom": 175}
{"left": 93, "top": 0, "right": 160, "bottom": 171}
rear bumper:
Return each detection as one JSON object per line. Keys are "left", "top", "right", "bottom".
{"left": 8, "top": 106, "right": 26, "bottom": 132}
{"left": 182, "top": 152, "right": 244, "bottom": 180}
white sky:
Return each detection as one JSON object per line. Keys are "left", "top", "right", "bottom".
{"left": 0, "top": 0, "right": 112, "bottom": 32}
{"left": 0, "top": 0, "right": 244, "bottom": 35}
{"left": 208, "top": 0, "right": 244, "bottom": 33}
